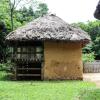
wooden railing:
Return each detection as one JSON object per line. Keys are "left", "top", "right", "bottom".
{"left": 11, "top": 57, "right": 44, "bottom": 63}
{"left": 83, "top": 60, "right": 100, "bottom": 73}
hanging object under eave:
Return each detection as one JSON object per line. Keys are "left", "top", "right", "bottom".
{"left": 94, "top": 0, "right": 100, "bottom": 19}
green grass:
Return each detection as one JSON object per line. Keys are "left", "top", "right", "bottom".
{"left": 77, "top": 88, "right": 100, "bottom": 100}
{"left": 0, "top": 71, "right": 96, "bottom": 100}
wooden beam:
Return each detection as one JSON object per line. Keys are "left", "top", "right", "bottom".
{"left": 17, "top": 68, "right": 41, "bottom": 70}
{"left": 17, "top": 74, "right": 41, "bottom": 76}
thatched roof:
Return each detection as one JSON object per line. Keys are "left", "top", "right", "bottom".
{"left": 94, "top": 0, "right": 100, "bottom": 19}
{"left": 6, "top": 14, "right": 90, "bottom": 43}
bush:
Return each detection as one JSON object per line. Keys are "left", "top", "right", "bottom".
{"left": 0, "top": 60, "right": 14, "bottom": 71}
{"left": 82, "top": 52, "right": 95, "bottom": 62}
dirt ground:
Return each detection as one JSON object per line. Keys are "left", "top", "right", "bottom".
{"left": 83, "top": 73, "right": 100, "bottom": 87}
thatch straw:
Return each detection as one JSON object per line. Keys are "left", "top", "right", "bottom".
{"left": 6, "top": 14, "right": 90, "bottom": 43}
{"left": 94, "top": 0, "right": 100, "bottom": 19}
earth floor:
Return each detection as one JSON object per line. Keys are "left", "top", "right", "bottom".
{"left": 83, "top": 73, "right": 100, "bottom": 87}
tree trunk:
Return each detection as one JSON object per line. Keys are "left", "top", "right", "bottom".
{"left": 11, "top": 9, "right": 13, "bottom": 31}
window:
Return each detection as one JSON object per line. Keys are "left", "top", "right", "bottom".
{"left": 36, "top": 47, "right": 43, "bottom": 61}
{"left": 11, "top": 46, "right": 43, "bottom": 62}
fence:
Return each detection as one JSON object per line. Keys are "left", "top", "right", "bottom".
{"left": 83, "top": 60, "right": 100, "bottom": 73}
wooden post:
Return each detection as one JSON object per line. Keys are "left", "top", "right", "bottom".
{"left": 41, "top": 42, "right": 44, "bottom": 80}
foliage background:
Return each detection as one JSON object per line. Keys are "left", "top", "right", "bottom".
{"left": 73, "top": 21, "right": 100, "bottom": 60}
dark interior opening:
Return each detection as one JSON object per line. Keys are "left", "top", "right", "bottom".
{"left": 17, "top": 62, "right": 42, "bottom": 80}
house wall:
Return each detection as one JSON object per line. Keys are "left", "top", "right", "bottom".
{"left": 43, "top": 41, "right": 83, "bottom": 80}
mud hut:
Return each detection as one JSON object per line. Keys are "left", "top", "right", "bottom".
{"left": 6, "top": 14, "right": 90, "bottom": 80}
{"left": 94, "top": 0, "right": 100, "bottom": 19}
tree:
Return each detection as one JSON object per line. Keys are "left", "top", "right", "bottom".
{"left": 74, "top": 20, "right": 100, "bottom": 59}
{"left": 35, "top": 3, "right": 48, "bottom": 18}
{"left": 8, "top": 0, "right": 24, "bottom": 31}
{"left": 16, "top": 6, "right": 34, "bottom": 24}
{"left": 8, "top": 1, "right": 48, "bottom": 30}
{"left": 0, "top": 22, "right": 7, "bottom": 62}
{"left": 15, "top": 3, "right": 48, "bottom": 24}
